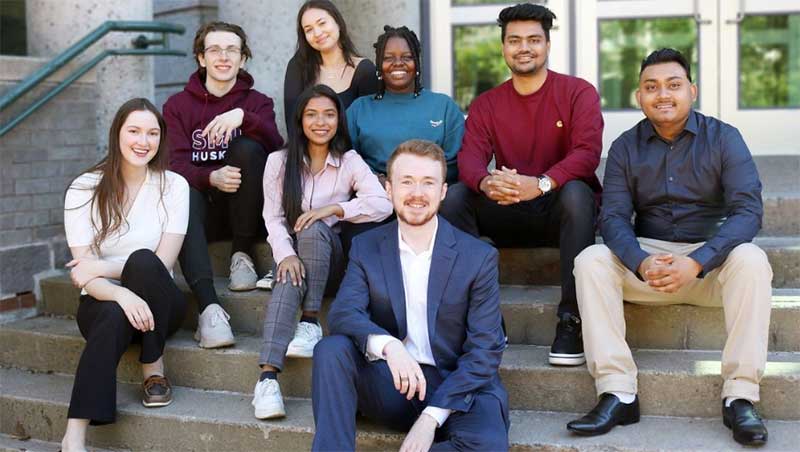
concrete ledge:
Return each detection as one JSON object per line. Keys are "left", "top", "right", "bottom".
{"left": 37, "top": 274, "right": 800, "bottom": 351}
{"left": 1, "top": 368, "right": 798, "bottom": 451}
{"left": 2, "top": 317, "right": 798, "bottom": 419}
{"left": 0, "top": 56, "right": 96, "bottom": 84}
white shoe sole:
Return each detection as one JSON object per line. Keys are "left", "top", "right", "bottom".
{"left": 548, "top": 353, "right": 586, "bottom": 366}
{"left": 285, "top": 344, "right": 314, "bottom": 358}
{"left": 256, "top": 281, "right": 273, "bottom": 290}
{"left": 194, "top": 330, "right": 236, "bottom": 349}
{"left": 254, "top": 406, "right": 286, "bottom": 419}
{"left": 142, "top": 398, "right": 172, "bottom": 408}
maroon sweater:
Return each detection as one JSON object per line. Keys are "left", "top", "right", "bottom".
{"left": 458, "top": 70, "right": 603, "bottom": 196}
{"left": 164, "top": 70, "right": 284, "bottom": 191}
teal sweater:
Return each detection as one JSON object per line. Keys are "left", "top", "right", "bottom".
{"left": 346, "top": 89, "right": 465, "bottom": 183}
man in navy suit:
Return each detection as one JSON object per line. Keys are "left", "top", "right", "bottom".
{"left": 311, "top": 140, "right": 509, "bottom": 451}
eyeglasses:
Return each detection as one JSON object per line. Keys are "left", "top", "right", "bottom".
{"left": 204, "top": 46, "right": 242, "bottom": 58}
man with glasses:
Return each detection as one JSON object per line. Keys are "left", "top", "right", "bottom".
{"left": 440, "top": 3, "right": 603, "bottom": 367}
{"left": 163, "top": 22, "right": 284, "bottom": 350}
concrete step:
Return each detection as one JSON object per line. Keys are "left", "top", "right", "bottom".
{"left": 1, "top": 368, "right": 798, "bottom": 452}
{"left": 0, "top": 433, "right": 123, "bottom": 452}
{"left": 2, "top": 316, "right": 798, "bottom": 419}
{"left": 38, "top": 274, "right": 800, "bottom": 351}
{"left": 200, "top": 236, "right": 800, "bottom": 287}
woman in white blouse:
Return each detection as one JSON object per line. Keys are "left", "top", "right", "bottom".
{"left": 60, "top": 98, "right": 190, "bottom": 452}
{"left": 253, "top": 84, "right": 392, "bottom": 419}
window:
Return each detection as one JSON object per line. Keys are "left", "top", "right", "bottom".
{"left": 452, "top": 24, "right": 510, "bottom": 111}
{"left": 0, "top": 0, "right": 27, "bottom": 55}
{"left": 598, "top": 17, "right": 697, "bottom": 109}
{"left": 739, "top": 13, "right": 800, "bottom": 108}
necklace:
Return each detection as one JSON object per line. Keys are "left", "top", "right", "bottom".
{"left": 320, "top": 63, "right": 347, "bottom": 80}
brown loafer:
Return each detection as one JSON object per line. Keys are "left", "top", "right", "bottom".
{"left": 142, "top": 375, "right": 172, "bottom": 408}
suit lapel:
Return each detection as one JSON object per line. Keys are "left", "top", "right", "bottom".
{"left": 426, "top": 218, "right": 457, "bottom": 343}
{"left": 380, "top": 223, "right": 407, "bottom": 339}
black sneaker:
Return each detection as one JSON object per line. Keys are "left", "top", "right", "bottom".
{"left": 549, "top": 313, "right": 585, "bottom": 366}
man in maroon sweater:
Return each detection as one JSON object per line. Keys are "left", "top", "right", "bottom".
{"left": 440, "top": 3, "right": 603, "bottom": 366}
{"left": 164, "top": 22, "right": 283, "bottom": 349}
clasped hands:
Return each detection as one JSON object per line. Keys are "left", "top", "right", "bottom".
{"left": 479, "top": 166, "right": 541, "bottom": 205}
{"left": 382, "top": 341, "right": 439, "bottom": 452}
{"left": 638, "top": 253, "right": 702, "bottom": 293}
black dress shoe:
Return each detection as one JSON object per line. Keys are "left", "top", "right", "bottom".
{"left": 723, "top": 399, "right": 768, "bottom": 446}
{"left": 567, "top": 393, "right": 640, "bottom": 436}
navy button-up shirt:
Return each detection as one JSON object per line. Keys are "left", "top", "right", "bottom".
{"left": 600, "top": 110, "right": 763, "bottom": 276}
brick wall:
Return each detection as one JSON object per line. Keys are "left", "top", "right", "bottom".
{"left": 0, "top": 56, "right": 100, "bottom": 299}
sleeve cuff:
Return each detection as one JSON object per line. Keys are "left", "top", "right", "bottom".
{"left": 366, "top": 335, "right": 400, "bottom": 361}
{"left": 338, "top": 201, "right": 357, "bottom": 221}
{"left": 622, "top": 247, "right": 651, "bottom": 278}
{"left": 272, "top": 240, "right": 297, "bottom": 266}
{"left": 688, "top": 246, "right": 715, "bottom": 277}
{"left": 422, "top": 406, "right": 452, "bottom": 428}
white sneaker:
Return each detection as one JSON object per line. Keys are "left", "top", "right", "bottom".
{"left": 256, "top": 270, "right": 275, "bottom": 290}
{"left": 229, "top": 252, "right": 257, "bottom": 291}
{"left": 285, "top": 321, "right": 323, "bottom": 358}
{"left": 252, "top": 378, "right": 286, "bottom": 419}
{"left": 194, "top": 304, "right": 235, "bottom": 349}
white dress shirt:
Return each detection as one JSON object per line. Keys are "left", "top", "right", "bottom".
{"left": 365, "top": 217, "right": 453, "bottom": 427}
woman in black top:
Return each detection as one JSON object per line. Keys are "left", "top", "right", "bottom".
{"left": 283, "top": 0, "right": 378, "bottom": 133}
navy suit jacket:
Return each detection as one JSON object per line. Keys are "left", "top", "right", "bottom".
{"left": 328, "top": 216, "right": 509, "bottom": 416}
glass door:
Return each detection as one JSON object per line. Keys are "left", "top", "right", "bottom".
{"left": 719, "top": 0, "right": 800, "bottom": 155}
{"left": 428, "top": 0, "right": 569, "bottom": 112}
{"left": 574, "top": 0, "right": 718, "bottom": 154}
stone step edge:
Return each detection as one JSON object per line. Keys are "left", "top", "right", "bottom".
{"left": 0, "top": 433, "right": 125, "bottom": 452}
{"left": 2, "top": 316, "right": 798, "bottom": 420}
{"left": 2, "top": 367, "right": 798, "bottom": 452}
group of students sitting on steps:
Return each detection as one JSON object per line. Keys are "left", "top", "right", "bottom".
{"left": 59, "top": 2, "right": 774, "bottom": 451}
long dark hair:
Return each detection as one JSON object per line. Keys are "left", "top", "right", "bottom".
{"left": 294, "top": 0, "right": 361, "bottom": 89}
{"left": 68, "top": 98, "right": 169, "bottom": 253}
{"left": 282, "top": 85, "right": 352, "bottom": 227}
{"left": 373, "top": 25, "right": 423, "bottom": 99}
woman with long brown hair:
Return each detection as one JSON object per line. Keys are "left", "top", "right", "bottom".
{"left": 60, "top": 98, "right": 190, "bottom": 452}
{"left": 282, "top": 0, "right": 378, "bottom": 136}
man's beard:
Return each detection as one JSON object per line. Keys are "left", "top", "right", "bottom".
{"left": 508, "top": 55, "right": 546, "bottom": 76}
{"left": 396, "top": 205, "right": 438, "bottom": 227}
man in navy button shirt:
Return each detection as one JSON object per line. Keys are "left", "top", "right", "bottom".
{"left": 567, "top": 49, "right": 772, "bottom": 447}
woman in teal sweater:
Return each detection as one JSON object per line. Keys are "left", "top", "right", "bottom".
{"left": 346, "top": 26, "right": 464, "bottom": 184}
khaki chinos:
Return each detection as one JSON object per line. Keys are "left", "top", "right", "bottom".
{"left": 574, "top": 237, "right": 773, "bottom": 402}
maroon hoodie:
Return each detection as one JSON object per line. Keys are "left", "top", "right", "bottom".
{"left": 163, "top": 70, "right": 284, "bottom": 191}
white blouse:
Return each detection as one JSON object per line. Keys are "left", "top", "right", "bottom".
{"left": 64, "top": 169, "right": 190, "bottom": 277}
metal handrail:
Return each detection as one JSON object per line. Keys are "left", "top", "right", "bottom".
{"left": 0, "top": 20, "right": 186, "bottom": 137}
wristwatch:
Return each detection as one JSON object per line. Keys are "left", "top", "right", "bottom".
{"left": 538, "top": 175, "right": 553, "bottom": 194}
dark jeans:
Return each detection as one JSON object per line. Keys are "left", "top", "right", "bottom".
{"left": 311, "top": 336, "right": 510, "bottom": 451}
{"left": 67, "top": 249, "right": 187, "bottom": 425}
{"left": 439, "top": 180, "right": 597, "bottom": 317}
{"left": 178, "top": 136, "right": 268, "bottom": 312}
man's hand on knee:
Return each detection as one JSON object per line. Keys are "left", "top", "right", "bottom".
{"left": 384, "top": 341, "right": 427, "bottom": 401}
{"left": 400, "top": 413, "right": 437, "bottom": 452}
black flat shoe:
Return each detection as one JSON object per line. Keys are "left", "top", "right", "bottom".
{"left": 723, "top": 399, "right": 768, "bottom": 446}
{"left": 567, "top": 393, "right": 640, "bottom": 436}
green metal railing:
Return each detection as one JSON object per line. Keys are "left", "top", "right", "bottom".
{"left": 0, "top": 21, "right": 186, "bottom": 137}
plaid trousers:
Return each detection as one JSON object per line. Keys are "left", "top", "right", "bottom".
{"left": 259, "top": 221, "right": 345, "bottom": 369}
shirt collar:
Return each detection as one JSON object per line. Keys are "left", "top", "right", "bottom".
{"left": 642, "top": 109, "right": 699, "bottom": 143}
{"left": 398, "top": 216, "right": 438, "bottom": 257}
{"left": 302, "top": 152, "right": 342, "bottom": 169}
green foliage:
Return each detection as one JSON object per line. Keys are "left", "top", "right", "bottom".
{"left": 453, "top": 25, "right": 510, "bottom": 111}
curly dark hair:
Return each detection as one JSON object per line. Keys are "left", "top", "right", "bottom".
{"left": 373, "top": 25, "right": 422, "bottom": 99}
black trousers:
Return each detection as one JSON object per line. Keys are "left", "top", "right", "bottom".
{"left": 67, "top": 249, "right": 187, "bottom": 425}
{"left": 178, "top": 136, "right": 268, "bottom": 312}
{"left": 439, "top": 180, "right": 597, "bottom": 317}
